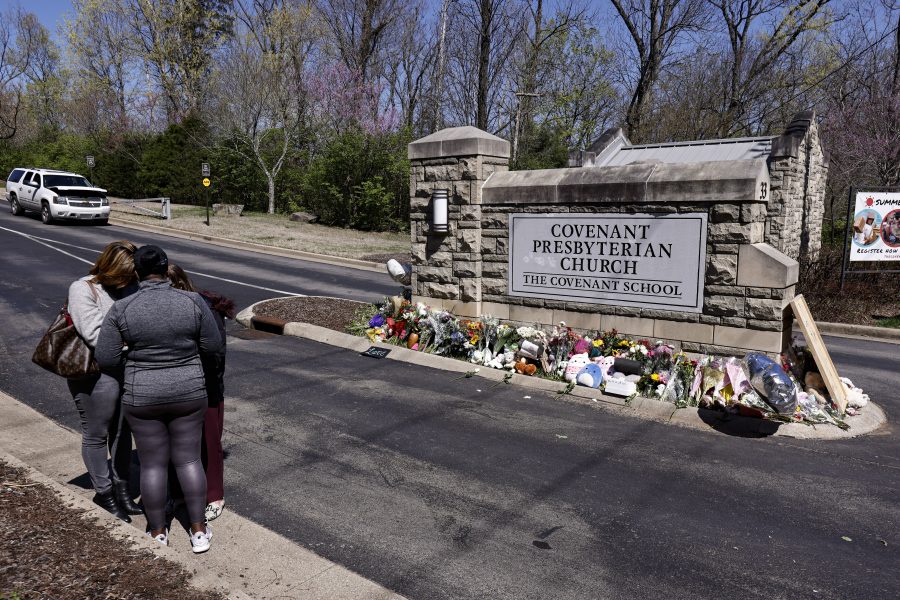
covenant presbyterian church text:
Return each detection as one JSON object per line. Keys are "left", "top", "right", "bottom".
{"left": 532, "top": 223, "right": 674, "bottom": 276}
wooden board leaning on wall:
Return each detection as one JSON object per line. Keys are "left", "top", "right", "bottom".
{"left": 788, "top": 294, "right": 848, "bottom": 414}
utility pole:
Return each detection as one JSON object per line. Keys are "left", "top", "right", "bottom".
{"left": 432, "top": 0, "right": 452, "bottom": 132}
{"left": 512, "top": 91, "right": 540, "bottom": 162}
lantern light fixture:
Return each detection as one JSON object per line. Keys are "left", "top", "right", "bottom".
{"left": 431, "top": 188, "right": 449, "bottom": 233}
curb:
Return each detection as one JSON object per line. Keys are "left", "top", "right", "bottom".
{"left": 238, "top": 299, "right": 887, "bottom": 441}
{"left": 814, "top": 321, "right": 900, "bottom": 343}
{"left": 107, "top": 216, "right": 385, "bottom": 274}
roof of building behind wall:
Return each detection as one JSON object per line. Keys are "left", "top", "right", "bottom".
{"left": 595, "top": 135, "right": 775, "bottom": 167}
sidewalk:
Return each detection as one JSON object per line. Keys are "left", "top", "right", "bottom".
{"left": 0, "top": 389, "right": 405, "bottom": 600}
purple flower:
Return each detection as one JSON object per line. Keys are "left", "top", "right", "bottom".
{"left": 369, "top": 314, "right": 385, "bottom": 328}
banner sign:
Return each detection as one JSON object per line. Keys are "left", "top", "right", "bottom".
{"left": 850, "top": 191, "right": 900, "bottom": 261}
{"left": 508, "top": 213, "right": 707, "bottom": 312}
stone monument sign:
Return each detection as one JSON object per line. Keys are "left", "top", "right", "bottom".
{"left": 407, "top": 112, "right": 826, "bottom": 356}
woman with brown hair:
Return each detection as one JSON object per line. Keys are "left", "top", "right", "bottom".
{"left": 167, "top": 264, "right": 235, "bottom": 521}
{"left": 67, "top": 240, "right": 142, "bottom": 522}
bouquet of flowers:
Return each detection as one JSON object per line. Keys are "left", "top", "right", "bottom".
{"left": 347, "top": 296, "right": 864, "bottom": 427}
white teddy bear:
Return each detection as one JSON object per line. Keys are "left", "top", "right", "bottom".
{"left": 564, "top": 353, "right": 590, "bottom": 383}
{"left": 840, "top": 377, "right": 869, "bottom": 409}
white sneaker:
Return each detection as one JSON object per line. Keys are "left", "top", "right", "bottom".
{"left": 205, "top": 500, "right": 225, "bottom": 521}
{"left": 147, "top": 529, "right": 168, "bottom": 546}
{"left": 190, "top": 525, "right": 212, "bottom": 554}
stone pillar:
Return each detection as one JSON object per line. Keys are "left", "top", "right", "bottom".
{"left": 408, "top": 126, "right": 510, "bottom": 317}
{"left": 766, "top": 110, "right": 828, "bottom": 262}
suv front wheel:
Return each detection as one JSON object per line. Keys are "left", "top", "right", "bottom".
{"left": 9, "top": 195, "right": 24, "bottom": 216}
{"left": 41, "top": 202, "right": 54, "bottom": 224}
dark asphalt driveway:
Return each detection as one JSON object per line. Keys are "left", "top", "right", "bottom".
{"left": 0, "top": 210, "right": 897, "bottom": 599}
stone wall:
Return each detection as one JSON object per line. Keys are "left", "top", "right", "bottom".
{"left": 408, "top": 127, "right": 800, "bottom": 356}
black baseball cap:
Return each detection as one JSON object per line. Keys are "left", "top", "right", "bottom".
{"left": 134, "top": 245, "right": 169, "bottom": 278}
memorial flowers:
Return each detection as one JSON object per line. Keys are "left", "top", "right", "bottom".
{"left": 349, "top": 297, "right": 859, "bottom": 428}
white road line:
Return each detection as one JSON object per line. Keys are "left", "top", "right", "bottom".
{"left": 0, "top": 225, "right": 304, "bottom": 297}
{"left": 0, "top": 225, "right": 94, "bottom": 266}
{"left": 185, "top": 271, "right": 303, "bottom": 297}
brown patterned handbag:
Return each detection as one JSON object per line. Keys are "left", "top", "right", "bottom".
{"left": 32, "top": 283, "right": 100, "bottom": 379}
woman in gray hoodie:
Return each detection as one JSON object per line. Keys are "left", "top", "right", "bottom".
{"left": 67, "top": 239, "right": 142, "bottom": 522}
{"left": 97, "top": 245, "right": 223, "bottom": 553}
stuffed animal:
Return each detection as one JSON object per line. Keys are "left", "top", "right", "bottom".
{"left": 576, "top": 363, "right": 603, "bottom": 388}
{"left": 593, "top": 356, "right": 616, "bottom": 378}
{"left": 514, "top": 358, "right": 537, "bottom": 376}
{"left": 564, "top": 353, "right": 590, "bottom": 382}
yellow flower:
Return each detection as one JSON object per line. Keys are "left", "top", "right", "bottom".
{"left": 651, "top": 373, "right": 660, "bottom": 381}
{"left": 470, "top": 334, "right": 479, "bottom": 344}
{"left": 592, "top": 339, "right": 603, "bottom": 347}
{"left": 619, "top": 340, "right": 629, "bottom": 347}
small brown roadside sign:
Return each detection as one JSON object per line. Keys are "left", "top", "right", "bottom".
{"left": 789, "top": 294, "right": 848, "bottom": 414}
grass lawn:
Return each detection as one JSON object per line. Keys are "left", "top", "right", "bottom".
{"left": 875, "top": 315, "right": 900, "bottom": 328}
{"left": 110, "top": 202, "right": 409, "bottom": 261}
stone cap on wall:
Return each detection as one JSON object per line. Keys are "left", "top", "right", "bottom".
{"left": 769, "top": 110, "right": 817, "bottom": 159}
{"left": 737, "top": 243, "right": 799, "bottom": 288}
{"left": 482, "top": 158, "right": 770, "bottom": 204}
{"left": 409, "top": 126, "right": 511, "bottom": 160}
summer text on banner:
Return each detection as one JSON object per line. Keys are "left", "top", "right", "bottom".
{"left": 850, "top": 191, "right": 900, "bottom": 262}
{"left": 508, "top": 213, "right": 708, "bottom": 312}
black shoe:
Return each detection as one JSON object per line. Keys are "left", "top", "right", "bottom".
{"left": 112, "top": 480, "right": 143, "bottom": 515}
{"left": 92, "top": 491, "right": 132, "bottom": 523}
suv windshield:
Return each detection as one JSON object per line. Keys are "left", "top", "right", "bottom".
{"left": 43, "top": 174, "right": 92, "bottom": 188}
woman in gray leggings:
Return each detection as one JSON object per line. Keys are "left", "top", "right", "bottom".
{"left": 96, "top": 245, "right": 222, "bottom": 553}
{"left": 67, "top": 240, "right": 142, "bottom": 522}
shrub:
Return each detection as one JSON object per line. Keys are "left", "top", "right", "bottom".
{"left": 299, "top": 127, "right": 410, "bottom": 231}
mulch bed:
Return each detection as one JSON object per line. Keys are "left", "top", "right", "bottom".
{"left": 0, "top": 461, "right": 221, "bottom": 600}
{"left": 252, "top": 296, "right": 371, "bottom": 332}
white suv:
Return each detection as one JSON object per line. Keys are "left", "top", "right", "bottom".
{"left": 6, "top": 168, "right": 111, "bottom": 224}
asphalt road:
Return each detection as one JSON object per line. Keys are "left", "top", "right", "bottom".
{"left": 0, "top": 209, "right": 897, "bottom": 600}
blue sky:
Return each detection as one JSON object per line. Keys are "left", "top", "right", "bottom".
{"left": 20, "top": 0, "right": 72, "bottom": 37}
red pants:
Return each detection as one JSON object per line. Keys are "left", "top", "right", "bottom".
{"left": 169, "top": 355, "right": 226, "bottom": 504}
{"left": 201, "top": 400, "right": 225, "bottom": 503}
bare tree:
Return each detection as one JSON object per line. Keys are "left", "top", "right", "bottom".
{"left": 513, "top": 0, "right": 588, "bottom": 156}
{"left": 383, "top": 1, "right": 436, "bottom": 132}
{"left": 444, "top": 0, "right": 524, "bottom": 132}
{"left": 19, "top": 13, "right": 63, "bottom": 130}
{"left": 0, "top": 7, "right": 39, "bottom": 139}
{"left": 542, "top": 20, "right": 619, "bottom": 149}
{"left": 823, "top": 2, "right": 900, "bottom": 188}
{"left": 216, "top": 2, "right": 316, "bottom": 213}
{"left": 66, "top": 0, "right": 136, "bottom": 131}
{"left": 126, "top": 0, "right": 233, "bottom": 123}
{"left": 708, "top": 0, "right": 836, "bottom": 136}
{"left": 609, "top": 0, "right": 709, "bottom": 141}
{"left": 319, "top": 0, "right": 403, "bottom": 80}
